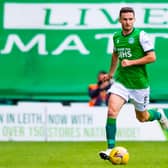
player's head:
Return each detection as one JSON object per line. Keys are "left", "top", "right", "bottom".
{"left": 119, "top": 7, "right": 135, "bottom": 33}
{"left": 119, "top": 7, "right": 135, "bottom": 18}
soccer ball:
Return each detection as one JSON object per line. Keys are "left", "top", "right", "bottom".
{"left": 109, "top": 146, "right": 129, "bottom": 165}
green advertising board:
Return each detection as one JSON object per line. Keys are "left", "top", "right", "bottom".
{"left": 0, "top": 0, "right": 168, "bottom": 101}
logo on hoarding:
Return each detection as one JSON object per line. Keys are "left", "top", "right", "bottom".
{"left": 1, "top": 3, "right": 168, "bottom": 56}
{"left": 3, "top": 3, "right": 168, "bottom": 29}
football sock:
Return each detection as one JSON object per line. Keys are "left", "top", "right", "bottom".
{"left": 106, "top": 117, "right": 116, "bottom": 149}
{"left": 148, "top": 109, "right": 161, "bottom": 121}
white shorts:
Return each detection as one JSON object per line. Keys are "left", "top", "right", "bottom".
{"left": 108, "top": 81, "right": 150, "bottom": 111}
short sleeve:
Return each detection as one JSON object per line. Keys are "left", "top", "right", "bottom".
{"left": 139, "top": 31, "right": 154, "bottom": 52}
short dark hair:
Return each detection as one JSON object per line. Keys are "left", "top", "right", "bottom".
{"left": 119, "top": 7, "right": 135, "bottom": 17}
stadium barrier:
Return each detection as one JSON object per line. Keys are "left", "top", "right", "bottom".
{"left": 0, "top": 102, "right": 167, "bottom": 141}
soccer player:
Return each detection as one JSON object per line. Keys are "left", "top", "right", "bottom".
{"left": 99, "top": 7, "right": 168, "bottom": 160}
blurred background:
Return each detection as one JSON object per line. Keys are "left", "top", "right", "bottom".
{"left": 0, "top": 0, "right": 168, "bottom": 105}
{"left": 0, "top": 2, "right": 168, "bottom": 167}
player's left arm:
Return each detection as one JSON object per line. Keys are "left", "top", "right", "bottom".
{"left": 121, "top": 51, "right": 156, "bottom": 67}
{"left": 121, "top": 31, "right": 156, "bottom": 67}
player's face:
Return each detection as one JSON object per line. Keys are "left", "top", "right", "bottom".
{"left": 119, "top": 12, "right": 135, "bottom": 34}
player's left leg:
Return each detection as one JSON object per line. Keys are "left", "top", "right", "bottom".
{"left": 130, "top": 88, "right": 168, "bottom": 129}
{"left": 135, "top": 109, "right": 168, "bottom": 129}
{"left": 147, "top": 108, "right": 168, "bottom": 129}
{"left": 135, "top": 109, "right": 160, "bottom": 122}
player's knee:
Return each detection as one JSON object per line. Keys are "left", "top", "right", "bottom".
{"left": 108, "top": 107, "right": 118, "bottom": 118}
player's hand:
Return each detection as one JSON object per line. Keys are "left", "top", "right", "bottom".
{"left": 121, "top": 59, "right": 132, "bottom": 67}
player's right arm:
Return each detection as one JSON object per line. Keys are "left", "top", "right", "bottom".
{"left": 103, "top": 51, "right": 118, "bottom": 81}
{"left": 109, "top": 51, "right": 118, "bottom": 78}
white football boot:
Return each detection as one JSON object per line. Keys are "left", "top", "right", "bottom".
{"left": 99, "top": 149, "right": 112, "bottom": 160}
{"left": 158, "top": 108, "right": 168, "bottom": 129}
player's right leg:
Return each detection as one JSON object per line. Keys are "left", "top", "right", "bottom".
{"left": 99, "top": 93, "right": 125, "bottom": 160}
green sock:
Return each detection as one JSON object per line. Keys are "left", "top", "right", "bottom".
{"left": 148, "top": 109, "right": 161, "bottom": 121}
{"left": 106, "top": 117, "right": 116, "bottom": 149}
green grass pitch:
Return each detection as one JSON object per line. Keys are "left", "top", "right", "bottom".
{"left": 0, "top": 141, "right": 167, "bottom": 168}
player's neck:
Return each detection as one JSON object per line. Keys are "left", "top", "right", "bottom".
{"left": 122, "top": 28, "right": 134, "bottom": 36}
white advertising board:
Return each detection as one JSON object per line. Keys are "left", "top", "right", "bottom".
{"left": 0, "top": 102, "right": 167, "bottom": 141}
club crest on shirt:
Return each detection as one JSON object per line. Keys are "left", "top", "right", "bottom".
{"left": 128, "top": 37, "right": 134, "bottom": 44}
